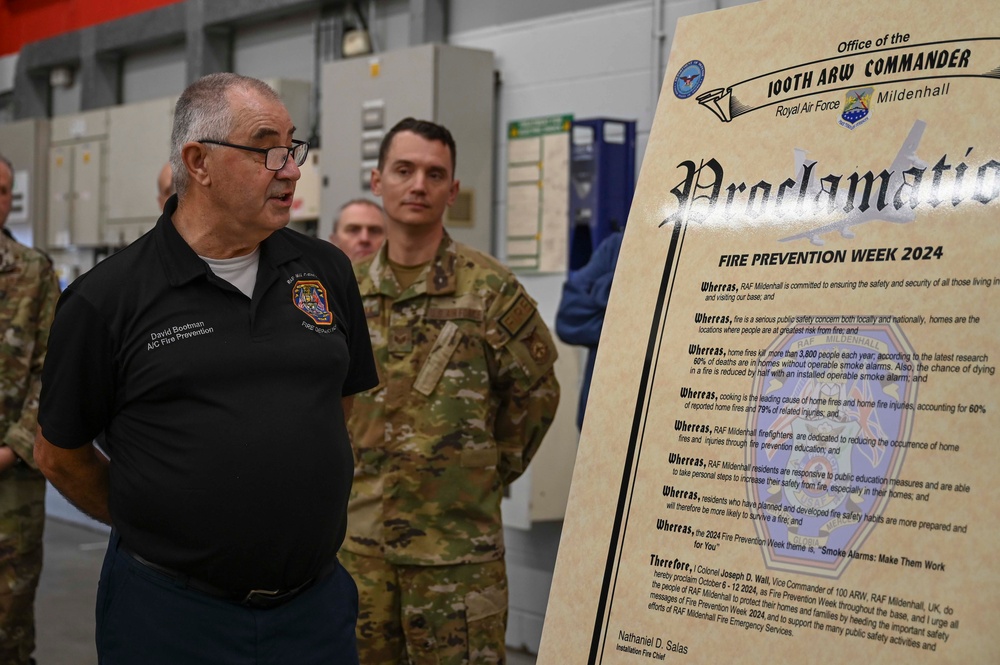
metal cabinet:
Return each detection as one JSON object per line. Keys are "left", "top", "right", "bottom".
{"left": 47, "top": 110, "right": 108, "bottom": 248}
{"left": 104, "top": 97, "right": 175, "bottom": 245}
{"left": 320, "top": 44, "right": 495, "bottom": 253}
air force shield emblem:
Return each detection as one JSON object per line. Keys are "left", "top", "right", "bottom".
{"left": 838, "top": 87, "right": 874, "bottom": 130}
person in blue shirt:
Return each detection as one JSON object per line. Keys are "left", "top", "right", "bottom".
{"left": 555, "top": 230, "right": 624, "bottom": 430}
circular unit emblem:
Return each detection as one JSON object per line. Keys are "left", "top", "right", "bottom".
{"left": 673, "top": 60, "right": 706, "bottom": 99}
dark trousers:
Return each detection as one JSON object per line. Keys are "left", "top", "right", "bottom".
{"left": 96, "top": 533, "right": 359, "bottom": 664}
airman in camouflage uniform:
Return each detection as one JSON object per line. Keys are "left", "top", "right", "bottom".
{"left": 0, "top": 156, "right": 59, "bottom": 665}
{"left": 343, "top": 119, "right": 559, "bottom": 664}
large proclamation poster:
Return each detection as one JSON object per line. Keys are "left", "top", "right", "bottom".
{"left": 538, "top": 0, "right": 999, "bottom": 662}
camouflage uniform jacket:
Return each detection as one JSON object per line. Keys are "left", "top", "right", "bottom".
{"left": 0, "top": 231, "right": 58, "bottom": 474}
{"left": 346, "top": 232, "right": 559, "bottom": 565}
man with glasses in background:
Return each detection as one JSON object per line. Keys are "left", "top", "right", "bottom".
{"left": 35, "top": 73, "right": 376, "bottom": 664}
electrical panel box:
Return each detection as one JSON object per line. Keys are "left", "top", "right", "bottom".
{"left": 567, "top": 118, "right": 636, "bottom": 270}
{"left": 48, "top": 109, "right": 109, "bottom": 248}
{"left": 51, "top": 108, "right": 108, "bottom": 143}
{"left": 105, "top": 96, "right": 175, "bottom": 245}
{"left": 0, "top": 118, "right": 50, "bottom": 247}
{"left": 320, "top": 44, "right": 495, "bottom": 253}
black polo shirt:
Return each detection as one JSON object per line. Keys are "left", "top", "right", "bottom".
{"left": 39, "top": 198, "right": 378, "bottom": 595}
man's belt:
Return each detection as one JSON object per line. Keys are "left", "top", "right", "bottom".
{"left": 118, "top": 544, "right": 337, "bottom": 609}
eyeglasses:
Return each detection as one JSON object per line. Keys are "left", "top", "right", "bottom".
{"left": 198, "top": 139, "right": 310, "bottom": 171}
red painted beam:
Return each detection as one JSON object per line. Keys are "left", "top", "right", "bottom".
{"left": 0, "top": 0, "right": 184, "bottom": 57}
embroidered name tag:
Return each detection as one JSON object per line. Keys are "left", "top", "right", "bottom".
{"left": 427, "top": 307, "right": 483, "bottom": 321}
{"left": 426, "top": 294, "right": 483, "bottom": 322}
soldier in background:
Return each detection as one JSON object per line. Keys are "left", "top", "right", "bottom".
{"left": 327, "top": 198, "right": 385, "bottom": 262}
{"left": 343, "top": 118, "right": 560, "bottom": 664}
{"left": 0, "top": 154, "right": 60, "bottom": 665}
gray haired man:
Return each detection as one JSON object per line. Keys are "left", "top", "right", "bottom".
{"left": 35, "top": 73, "right": 377, "bottom": 665}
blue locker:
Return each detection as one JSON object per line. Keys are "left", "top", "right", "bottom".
{"left": 568, "top": 118, "right": 636, "bottom": 270}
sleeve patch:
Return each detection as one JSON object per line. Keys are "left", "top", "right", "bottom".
{"left": 524, "top": 328, "right": 552, "bottom": 365}
{"left": 498, "top": 294, "right": 535, "bottom": 337}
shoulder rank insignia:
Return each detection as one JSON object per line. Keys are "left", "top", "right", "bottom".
{"left": 292, "top": 280, "right": 334, "bottom": 325}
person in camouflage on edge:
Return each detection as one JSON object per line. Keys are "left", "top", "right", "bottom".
{"left": 0, "top": 154, "right": 59, "bottom": 665}
{"left": 343, "top": 118, "right": 560, "bottom": 664}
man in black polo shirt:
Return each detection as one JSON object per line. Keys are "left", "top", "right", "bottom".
{"left": 34, "top": 73, "right": 377, "bottom": 664}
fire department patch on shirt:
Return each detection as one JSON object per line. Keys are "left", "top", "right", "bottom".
{"left": 292, "top": 280, "right": 334, "bottom": 325}
{"left": 499, "top": 293, "right": 534, "bottom": 337}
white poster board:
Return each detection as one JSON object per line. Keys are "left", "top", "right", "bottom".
{"left": 540, "top": 1, "right": 1000, "bottom": 662}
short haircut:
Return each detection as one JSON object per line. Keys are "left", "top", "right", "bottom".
{"left": 377, "top": 117, "right": 456, "bottom": 173}
{"left": 170, "top": 73, "right": 282, "bottom": 198}
{"left": 0, "top": 153, "right": 13, "bottom": 186}
{"left": 333, "top": 198, "right": 384, "bottom": 232}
